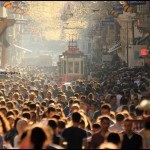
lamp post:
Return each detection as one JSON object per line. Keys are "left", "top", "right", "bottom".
{"left": 126, "top": 21, "right": 129, "bottom": 67}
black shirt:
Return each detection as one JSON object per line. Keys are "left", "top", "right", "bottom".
{"left": 121, "top": 132, "right": 143, "bottom": 149}
{"left": 62, "top": 126, "right": 87, "bottom": 149}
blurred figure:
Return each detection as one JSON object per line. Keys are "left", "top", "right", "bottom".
{"left": 60, "top": 112, "right": 88, "bottom": 149}
{"left": 104, "top": 132, "right": 123, "bottom": 149}
{"left": 14, "top": 118, "right": 28, "bottom": 148}
{"left": 99, "top": 142, "right": 119, "bottom": 149}
{"left": 109, "top": 113, "right": 124, "bottom": 133}
{"left": 139, "top": 116, "right": 150, "bottom": 149}
{"left": 18, "top": 124, "right": 52, "bottom": 149}
{"left": 90, "top": 116, "right": 110, "bottom": 149}
{"left": 92, "top": 123, "right": 101, "bottom": 134}
{"left": 121, "top": 119, "right": 143, "bottom": 149}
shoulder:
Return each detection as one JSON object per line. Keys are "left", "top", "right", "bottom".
{"left": 92, "top": 131, "right": 101, "bottom": 138}
{"left": 133, "top": 132, "right": 142, "bottom": 138}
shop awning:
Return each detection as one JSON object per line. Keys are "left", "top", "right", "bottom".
{"left": 108, "top": 41, "right": 121, "bottom": 53}
{"left": 13, "top": 44, "right": 32, "bottom": 53}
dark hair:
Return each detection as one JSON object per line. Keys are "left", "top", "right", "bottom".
{"left": 48, "top": 119, "right": 58, "bottom": 130}
{"left": 12, "top": 109, "right": 19, "bottom": 116}
{"left": 106, "top": 132, "right": 121, "bottom": 145}
{"left": 22, "top": 111, "right": 31, "bottom": 120}
{"left": 41, "top": 101, "right": 47, "bottom": 107}
{"left": 72, "top": 112, "right": 81, "bottom": 123}
{"left": 29, "top": 103, "right": 36, "bottom": 110}
{"left": 101, "top": 103, "right": 111, "bottom": 111}
{"left": 120, "top": 96, "right": 128, "bottom": 105}
{"left": 58, "top": 120, "right": 66, "bottom": 129}
{"left": 6, "top": 101, "right": 14, "bottom": 109}
{"left": 0, "top": 106, "right": 8, "bottom": 114}
{"left": 22, "top": 107, "right": 30, "bottom": 112}
{"left": 73, "top": 100, "right": 80, "bottom": 105}
{"left": 80, "top": 95, "right": 86, "bottom": 100}
{"left": 52, "top": 114, "right": 61, "bottom": 120}
{"left": 101, "top": 116, "right": 110, "bottom": 123}
{"left": 129, "top": 104, "right": 135, "bottom": 112}
{"left": 74, "top": 93, "right": 79, "bottom": 99}
{"left": 0, "top": 100, "right": 6, "bottom": 106}
{"left": 49, "top": 99, "right": 55, "bottom": 105}
{"left": 110, "top": 95, "right": 116, "bottom": 100}
{"left": 47, "top": 106, "right": 56, "bottom": 114}
{"left": 116, "top": 113, "right": 125, "bottom": 122}
{"left": 30, "top": 127, "right": 47, "bottom": 149}
{"left": 6, "top": 110, "right": 15, "bottom": 118}
{"left": 92, "top": 123, "right": 101, "bottom": 129}
{"left": 69, "top": 99, "right": 74, "bottom": 105}
{"left": 135, "top": 106, "right": 144, "bottom": 116}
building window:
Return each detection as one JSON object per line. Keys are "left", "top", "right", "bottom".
{"left": 81, "top": 61, "right": 83, "bottom": 74}
{"left": 74, "top": 62, "right": 79, "bottom": 73}
{"left": 64, "top": 61, "right": 66, "bottom": 74}
{"left": 68, "top": 62, "right": 73, "bottom": 73}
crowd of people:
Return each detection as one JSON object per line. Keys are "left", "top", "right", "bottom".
{"left": 0, "top": 63, "right": 149, "bottom": 149}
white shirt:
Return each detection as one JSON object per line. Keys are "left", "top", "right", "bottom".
{"left": 109, "top": 123, "right": 124, "bottom": 133}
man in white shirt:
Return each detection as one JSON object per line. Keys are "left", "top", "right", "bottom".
{"left": 109, "top": 113, "right": 125, "bottom": 133}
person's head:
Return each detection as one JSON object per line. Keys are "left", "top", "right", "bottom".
{"left": 115, "top": 113, "right": 125, "bottom": 125}
{"left": 47, "top": 118, "right": 58, "bottom": 134}
{"left": 110, "top": 95, "right": 117, "bottom": 105}
{"left": 74, "top": 93, "right": 79, "bottom": 99}
{"left": 29, "top": 103, "right": 36, "bottom": 111}
{"left": 88, "top": 93, "right": 94, "bottom": 100}
{"left": 105, "top": 132, "right": 123, "bottom": 148}
{"left": 0, "top": 106, "right": 8, "bottom": 117}
{"left": 57, "top": 119, "right": 66, "bottom": 134}
{"left": 135, "top": 105, "right": 144, "bottom": 116}
{"left": 120, "top": 96, "right": 129, "bottom": 106}
{"left": 71, "top": 103, "right": 80, "bottom": 113}
{"left": 46, "top": 91, "right": 52, "bottom": 99}
{"left": 47, "top": 106, "right": 56, "bottom": 118}
{"left": 18, "top": 124, "right": 53, "bottom": 149}
{"left": 80, "top": 95, "right": 86, "bottom": 102}
{"left": 72, "top": 112, "right": 81, "bottom": 124}
{"left": 100, "top": 116, "right": 110, "bottom": 131}
{"left": 61, "top": 84, "right": 66, "bottom": 91}
{"left": 6, "top": 101, "right": 15, "bottom": 110}
{"left": 22, "top": 111, "right": 31, "bottom": 120}
{"left": 124, "top": 118, "right": 133, "bottom": 133}
{"left": 16, "top": 118, "right": 28, "bottom": 134}
{"left": 12, "top": 109, "right": 19, "bottom": 117}
{"left": 22, "top": 107, "right": 30, "bottom": 113}
{"left": 29, "top": 92, "right": 37, "bottom": 101}
{"left": 0, "top": 99, "right": 6, "bottom": 107}
{"left": 101, "top": 104, "right": 111, "bottom": 116}
{"left": 13, "top": 92, "right": 19, "bottom": 100}
{"left": 92, "top": 123, "right": 101, "bottom": 133}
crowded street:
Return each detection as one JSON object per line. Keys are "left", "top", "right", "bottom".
{"left": 0, "top": 1, "right": 150, "bottom": 149}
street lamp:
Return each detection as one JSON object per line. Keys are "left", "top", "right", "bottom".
{"left": 126, "top": 21, "right": 129, "bottom": 67}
